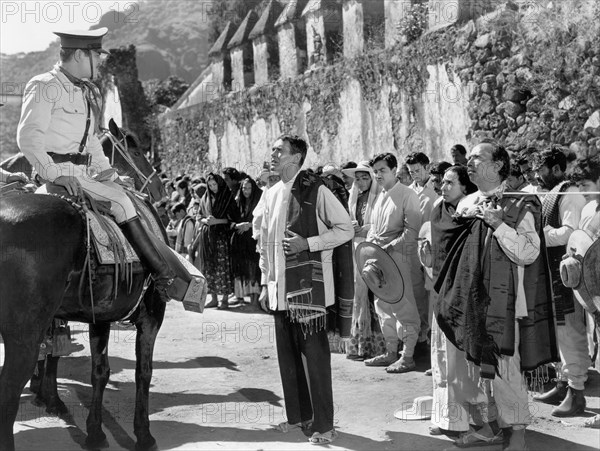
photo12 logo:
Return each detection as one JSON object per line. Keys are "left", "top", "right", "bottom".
{"left": 1, "top": 1, "right": 140, "bottom": 25}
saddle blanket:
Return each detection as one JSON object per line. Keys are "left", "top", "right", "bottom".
{"left": 88, "top": 193, "right": 163, "bottom": 265}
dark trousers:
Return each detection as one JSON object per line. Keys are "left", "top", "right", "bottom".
{"left": 273, "top": 311, "right": 334, "bottom": 433}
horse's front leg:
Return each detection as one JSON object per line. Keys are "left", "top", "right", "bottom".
{"left": 85, "top": 322, "right": 111, "bottom": 449}
{"left": 133, "top": 289, "right": 165, "bottom": 451}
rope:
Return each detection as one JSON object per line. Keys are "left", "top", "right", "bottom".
{"left": 100, "top": 130, "right": 158, "bottom": 198}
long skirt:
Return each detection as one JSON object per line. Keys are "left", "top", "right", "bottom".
{"left": 202, "top": 234, "right": 233, "bottom": 296}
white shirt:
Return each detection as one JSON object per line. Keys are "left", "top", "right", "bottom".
{"left": 367, "top": 181, "right": 421, "bottom": 253}
{"left": 457, "top": 190, "right": 541, "bottom": 318}
{"left": 579, "top": 200, "right": 600, "bottom": 239}
{"left": 544, "top": 186, "right": 586, "bottom": 247}
{"left": 258, "top": 173, "right": 354, "bottom": 311}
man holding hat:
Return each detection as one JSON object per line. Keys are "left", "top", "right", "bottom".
{"left": 363, "top": 152, "right": 422, "bottom": 374}
{"left": 16, "top": 28, "right": 175, "bottom": 302}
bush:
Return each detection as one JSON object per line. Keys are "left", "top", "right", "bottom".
{"left": 396, "top": 3, "right": 429, "bottom": 44}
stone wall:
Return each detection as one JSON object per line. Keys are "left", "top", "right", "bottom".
{"left": 159, "top": 1, "right": 600, "bottom": 177}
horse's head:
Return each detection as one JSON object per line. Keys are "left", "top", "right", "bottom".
{"left": 100, "top": 119, "right": 166, "bottom": 203}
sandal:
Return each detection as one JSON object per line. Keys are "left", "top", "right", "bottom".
{"left": 454, "top": 429, "right": 503, "bottom": 448}
{"left": 364, "top": 353, "right": 397, "bottom": 367}
{"left": 274, "top": 420, "right": 313, "bottom": 436}
{"left": 309, "top": 429, "right": 338, "bottom": 445}
{"left": 584, "top": 414, "right": 600, "bottom": 429}
{"left": 386, "top": 357, "right": 416, "bottom": 374}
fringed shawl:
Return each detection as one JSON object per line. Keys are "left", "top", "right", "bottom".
{"left": 435, "top": 193, "right": 558, "bottom": 379}
{"left": 285, "top": 171, "right": 354, "bottom": 337}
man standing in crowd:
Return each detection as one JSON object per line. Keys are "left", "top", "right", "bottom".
{"left": 405, "top": 152, "right": 438, "bottom": 352}
{"left": 532, "top": 148, "right": 588, "bottom": 417}
{"left": 437, "top": 140, "right": 556, "bottom": 450}
{"left": 450, "top": 144, "right": 468, "bottom": 166}
{"left": 258, "top": 135, "right": 354, "bottom": 445}
{"left": 364, "top": 153, "right": 422, "bottom": 374}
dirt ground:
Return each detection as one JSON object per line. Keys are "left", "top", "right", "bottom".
{"left": 3, "top": 301, "right": 600, "bottom": 451}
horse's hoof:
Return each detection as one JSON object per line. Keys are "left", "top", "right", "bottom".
{"left": 85, "top": 433, "right": 109, "bottom": 449}
{"left": 46, "top": 399, "right": 69, "bottom": 416}
{"left": 135, "top": 438, "right": 158, "bottom": 451}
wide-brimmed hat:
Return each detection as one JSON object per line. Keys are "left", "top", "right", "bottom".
{"left": 355, "top": 242, "right": 404, "bottom": 303}
{"left": 582, "top": 237, "right": 600, "bottom": 312}
{"left": 561, "top": 230, "right": 599, "bottom": 312}
{"left": 342, "top": 160, "right": 374, "bottom": 178}
{"left": 394, "top": 396, "right": 433, "bottom": 421}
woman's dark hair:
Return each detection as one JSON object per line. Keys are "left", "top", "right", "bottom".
{"left": 446, "top": 165, "right": 478, "bottom": 195}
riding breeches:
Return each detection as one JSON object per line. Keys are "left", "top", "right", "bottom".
{"left": 50, "top": 162, "right": 137, "bottom": 223}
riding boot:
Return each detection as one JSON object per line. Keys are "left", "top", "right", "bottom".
{"left": 551, "top": 386, "right": 587, "bottom": 417}
{"left": 120, "top": 216, "right": 175, "bottom": 303}
{"left": 532, "top": 380, "right": 568, "bottom": 405}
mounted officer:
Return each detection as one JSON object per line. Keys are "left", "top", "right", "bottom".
{"left": 16, "top": 28, "right": 175, "bottom": 302}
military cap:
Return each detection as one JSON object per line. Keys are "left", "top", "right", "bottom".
{"left": 53, "top": 27, "right": 110, "bottom": 54}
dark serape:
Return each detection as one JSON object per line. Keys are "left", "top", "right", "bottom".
{"left": 542, "top": 180, "right": 575, "bottom": 324}
{"left": 435, "top": 194, "right": 558, "bottom": 379}
{"left": 285, "top": 171, "right": 354, "bottom": 337}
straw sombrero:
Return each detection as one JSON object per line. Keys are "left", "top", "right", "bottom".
{"left": 355, "top": 242, "right": 404, "bottom": 303}
{"left": 561, "top": 230, "right": 599, "bottom": 312}
{"left": 582, "top": 237, "right": 600, "bottom": 312}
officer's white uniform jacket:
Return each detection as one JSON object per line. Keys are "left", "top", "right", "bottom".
{"left": 17, "top": 64, "right": 114, "bottom": 183}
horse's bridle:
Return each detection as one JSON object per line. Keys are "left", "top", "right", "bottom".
{"left": 100, "top": 130, "right": 159, "bottom": 197}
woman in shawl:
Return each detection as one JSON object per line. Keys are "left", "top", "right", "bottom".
{"left": 230, "top": 177, "right": 263, "bottom": 308}
{"left": 418, "top": 165, "right": 480, "bottom": 439}
{"left": 191, "top": 173, "right": 239, "bottom": 309}
{"left": 340, "top": 161, "right": 386, "bottom": 360}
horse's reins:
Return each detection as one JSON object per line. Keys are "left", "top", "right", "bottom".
{"left": 101, "top": 130, "right": 158, "bottom": 197}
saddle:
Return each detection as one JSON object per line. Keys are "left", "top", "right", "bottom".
{"left": 34, "top": 183, "right": 161, "bottom": 292}
{"left": 34, "top": 182, "right": 207, "bottom": 313}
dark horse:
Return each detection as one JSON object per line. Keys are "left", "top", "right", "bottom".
{"left": 0, "top": 120, "right": 167, "bottom": 451}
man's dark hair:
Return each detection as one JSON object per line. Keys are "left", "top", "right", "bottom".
{"left": 479, "top": 138, "right": 510, "bottom": 181}
{"left": 571, "top": 157, "right": 600, "bottom": 184}
{"left": 510, "top": 163, "right": 524, "bottom": 178}
{"left": 370, "top": 153, "right": 398, "bottom": 170}
{"left": 175, "top": 180, "right": 189, "bottom": 191}
{"left": 342, "top": 161, "right": 357, "bottom": 170}
{"left": 171, "top": 202, "right": 187, "bottom": 215}
{"left": 405, "top": 152, "right": 430, "bottom": 167}
{"left": 451, "top": 144, "right": 467, "bottom": 156}
{"left": 430, "top": 161, "right": 452, "bottom": 175}
{"left": 535, "top": 147, "right": 568, "bottom": 173}
{"left": 279, "top": 134, "right": 308, "bottom": 167}
{"left": 223, "top": 167, "right": 242, "bottom": 181}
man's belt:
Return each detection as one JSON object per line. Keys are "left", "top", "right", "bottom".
{"left": 48, "top": 152, "right": 91, "bottom": 166}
